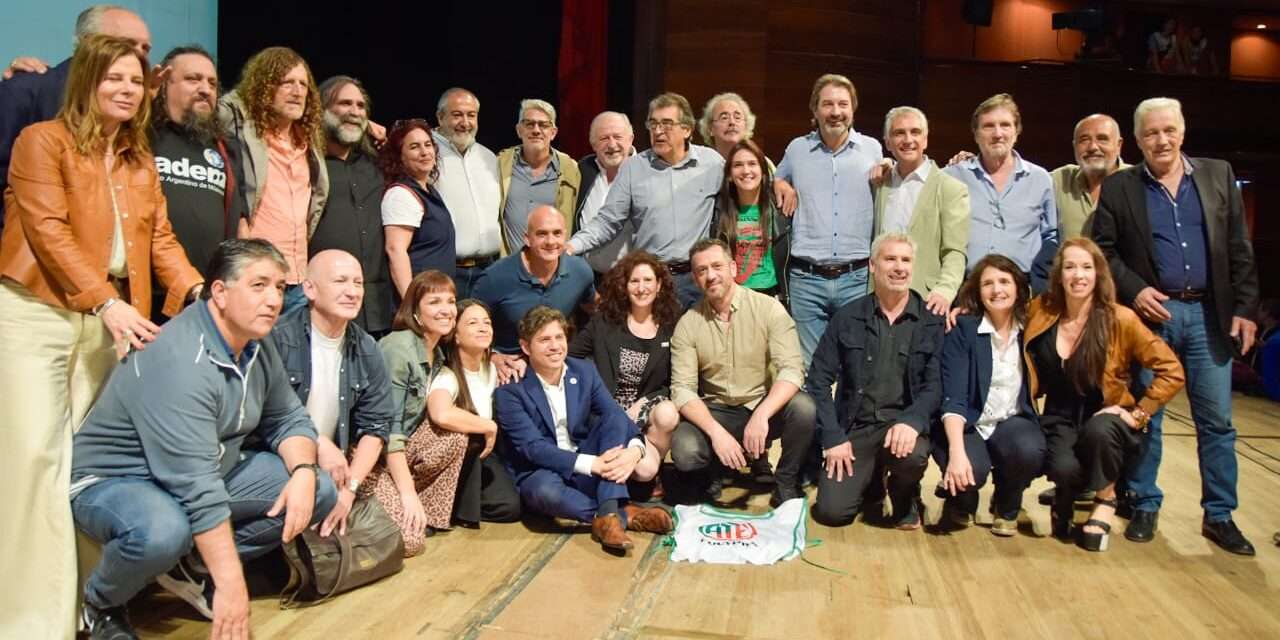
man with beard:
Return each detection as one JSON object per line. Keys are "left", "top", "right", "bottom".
{"left": 149, "top": 45, "right": 249, "bottom": 323}
{"left": 434, "top": 87, "right": 501, "bottom": 299}
{"left": 308, "top": 76, "right": 393, "bottom": 336}
{"left": 574, "top": 111, "right": 636, "bottom": 279}
{"left": 1053, "top": 114, "right": 1128, "bottom": 240}
{"left": 774, "top": 74, "right": 884, "bottom": 365}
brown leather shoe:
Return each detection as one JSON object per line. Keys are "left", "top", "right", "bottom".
{"left": 624, "top": 504, "right": 674, "bottom": 534}
{"left": 591, "top": 514, "right": 633, "bottom": 550}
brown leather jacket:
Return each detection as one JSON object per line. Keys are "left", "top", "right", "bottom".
{"left": 0, "top": 121, "right": 201, "bottom": 317}
{"left": 1024, "top": 296, "right": 1185, "bottom": 418}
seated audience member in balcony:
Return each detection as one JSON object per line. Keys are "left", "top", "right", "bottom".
{"left": 1147, "top": 18, "right": 1184, "bottom": 73}
{"left": 70, "top": 240, "right": 334, "bottom": 638}
{"left": 936, "top": 254, "right": 1044, "bottom": 537}
{"left": 496, "top": 306, "right": 673, "bottom": 554}
{"left": 427, "top": 299, "right": 522, "bottom": 526}
{"left": 365, "top": 271, "right": 469, "bottom": 556}
{"left": 269, "top": 250, "right": 393, "bottom": 540}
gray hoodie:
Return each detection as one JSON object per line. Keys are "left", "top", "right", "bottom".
{"left": 71, "top": 302, "right": 316, "bottom": 534}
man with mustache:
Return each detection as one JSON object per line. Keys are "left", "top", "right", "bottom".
{"left": 497, "top": 99, "right": 580, "bottom": 255}
{"left": 774, "top": 74, "right": 885, "bottom": 365}
{"left": 69, "top": 239, "right": 337, "bottom": 639}
{"left": 943, "top": 94, "right": 1057, "bottom": 282}
{"left": 873, "top": 106, "right": 970, "bottom": 316}
{"left": 668, "top": 239, "right": 814, "bottom": 506}
{"left": 0, "top": 4, "right": 152, "bottom": 234}
{"left": 1090, "top": 97, "right": 1259, "bottom": 555}
{"left": 433, "top": 87, "right": 501, "bottom": 300}
{"left": 1053, "top": 114, "right": 1129, "bottom": 240}
{"left": 697, "top": 92, "right": 758, "bottom": 162}
{"left": 574, "top": 111, "right": 636, "bottom": 279}
{"left": 148, "top": 45, "right": 248, "bottom": 323}
{"left": 805, "top": 233, "right": 945, "bottom": 529}
{"left": 308, "top": 76, "right": 393, "bottom": 336}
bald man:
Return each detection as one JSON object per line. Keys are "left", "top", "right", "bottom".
{"left": 1052, "top": 114, "right": 1128, "bottom": 240}
{"left": 474, "top": 205, "right": 595, "bottom": 381}
{"left": 270, "top": 249, "right": 394, "bottom": 539}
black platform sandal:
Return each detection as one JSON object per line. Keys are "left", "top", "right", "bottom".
{"left": 1077, "top": 497, "right": 1117, "bottom": 552}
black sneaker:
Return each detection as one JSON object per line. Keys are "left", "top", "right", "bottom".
{"left": 749, "top": 457, "right": 776, "bottom": 485}
{"left": 156, "top": 557, "right": 214, "bottom": 619}
{"left": 1202, "top": 518, "right": 1256, "bottom": 556}
{"left": 82, "top": 603, "right": 139, "bottom": 640}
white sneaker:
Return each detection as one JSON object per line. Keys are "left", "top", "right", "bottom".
{"left": 155, "top": 559, "right": 214, "bottom": 620}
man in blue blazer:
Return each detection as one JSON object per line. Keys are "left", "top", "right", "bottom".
{"left": 495, "top": 306, "right": 673, "bottom": 553}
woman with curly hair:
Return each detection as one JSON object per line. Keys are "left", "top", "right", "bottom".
{"left": 379, "top": 118, "right": 456, "bottom": 299}
{"left": 569, "top": 251, "right": 681, "bottom": 484}
{"left": 219, "top": 46, "right": 328, "bottom": 314}
{"left": 1027, "top": 238, "right": 1184, "bottom": 551}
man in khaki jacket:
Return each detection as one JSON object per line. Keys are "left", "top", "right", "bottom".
{"left": 496, "top": 98, "right": 580, "bottom": 255}
{"left": 1052, "top": 113, "right": 1128, "bottom": 240}
{"left": 872, "top": 106, "right": 969, "bottom": 315}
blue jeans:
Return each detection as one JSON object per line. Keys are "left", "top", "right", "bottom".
{"left": 787, "top": 265, "right": 869, "bottom": 365}
{"left": 1129, "top": 299, "right": 1238, "bottom": 522}
{"left": 454, "top": 265, "right": 487, "bottom": 301}
{"left": 282, "top": 283, "right": 308, "bottom": 316}
{"left": 674, "top": 272, "right": 702, "bottom": 311}
{"left": 72, "top": 450, "right": 337, "bottom": 608}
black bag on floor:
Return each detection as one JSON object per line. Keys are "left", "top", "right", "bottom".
{"left": 280, "top": 497, "right": 404, "bottom": 607}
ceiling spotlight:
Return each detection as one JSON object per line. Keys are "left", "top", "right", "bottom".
{"left": 1259, "top": 24, "right": 1268, "bottom": 29}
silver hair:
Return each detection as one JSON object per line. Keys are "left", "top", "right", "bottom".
{"left": 882, "top": 106, "right": 929, "bottom": 140}
{"left": 1133, "top": 97, "right": 1185, "bottom": 137}
{"left": 74, "top": 4, "right": 129, "bottom": 44}
{"left": 697, "top": 92, "right": 757, "bottom": 146}
{"left": 870, "top": 231, "right": 917, "bottom": 261}
{"left": 517, "top": 99, "right": 558, "bottom": 127}
{"left": 588, "top": 111, "right": 633, "bottom": 139}
{"left": 435, "top": 87, "right": 479, "bottom": 120}
{"left": 201, "top": 239, "right": 288, "bottom": 300}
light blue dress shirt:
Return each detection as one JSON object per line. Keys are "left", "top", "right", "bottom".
{"left": 943, "top": 151, "right": 1058, "bottom": 272}
{"left": 775, "top": 130, "right": 883, "bottom": 265}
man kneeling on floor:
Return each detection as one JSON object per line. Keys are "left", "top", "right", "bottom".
{"left": 495, "top": 306, "right": 672, "bottom": 553}
{"left": 806, "top": 232, "right": 944, "bottom": 529}
{"left": 70, "top": 239, "right": 338, "bottom": 640}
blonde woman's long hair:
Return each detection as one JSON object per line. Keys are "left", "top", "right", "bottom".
{"left": 58, "top": 34, "right": 152, "bottom": 162}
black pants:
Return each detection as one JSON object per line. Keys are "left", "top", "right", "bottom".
{"left": 812, "top": 423, "right": 931, "bottom": 527}
{"left": 453, "top": 435, "right": 522, "bottom": 524}
{"left": 1044, "top": 413, "right": 1141, "bottom": 510}
{"left": 670, "top": 393, "right": 815, "bottom": 493}
{"left": 931, "top": 415, "right": 1046, "bottom": 520}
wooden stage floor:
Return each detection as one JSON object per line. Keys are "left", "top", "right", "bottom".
{"left": 131, "top": 393, "right": 1280, "bottom": 639}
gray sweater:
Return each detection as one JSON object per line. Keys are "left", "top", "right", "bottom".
{"left": 71, "top": 302, "right": 317, "bottom": 534}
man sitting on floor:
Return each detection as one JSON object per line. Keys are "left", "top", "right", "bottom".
{"left": 70, "top": 239, "right": 337, "bottom": 640}
{"left": 495, "top": 306, "right": 672, "bottom": 553}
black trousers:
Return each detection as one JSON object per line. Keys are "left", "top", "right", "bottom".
{"left": 812, "top": 423, "right": 931, "bottom": 527}
{"left": 931, "top": 415, "right": 1046, "bottom": 520}
{"left": 669, "top": 393, "right": 815, "bottom": 493}
{"left": 453, "top": 435, "right": 522, "bottom": 524}
{"left": 1043, "top": 413, "right": 1142, "bottom": 510}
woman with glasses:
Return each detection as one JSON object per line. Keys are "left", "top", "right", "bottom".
{"left": 380, "top": 119, "right": 456, "bottom": 300}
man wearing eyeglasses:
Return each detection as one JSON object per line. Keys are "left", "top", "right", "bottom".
{"left": 496, "top": 99, "right": 581, "bottom": 256}
{"left": 567, "top": 92, "right": 724, "bottom": 309}
{"left": 943, "top": 94, "right": 1057, "bottom": 280}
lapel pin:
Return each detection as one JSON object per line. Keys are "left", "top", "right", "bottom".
{"left": 569, "top": 377, "right": 578, "bottom": 385}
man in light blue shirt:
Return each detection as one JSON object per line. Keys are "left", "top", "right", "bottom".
{"left": 943, "top": 93, "right": 1057, "bottom": 277}
{"left": 774, "top": 73, "right": 883, "bottom": 364}
{"left": 567, "top": 92, "right": 722, "bottom": 309}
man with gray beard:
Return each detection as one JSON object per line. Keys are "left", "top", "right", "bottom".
{"left": 149, "top": 45, "right": 249, "bottom": 322}
{"left": 309, "top": 76, "right": 394, "bottom": 336}
{"left": 434, "top": 87, "right": 502, "bottom": 299}
{"left": 1053, "top": 114, "right": 1129, "bottom": 240}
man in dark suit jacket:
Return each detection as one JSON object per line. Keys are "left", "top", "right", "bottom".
{"left": 573, "top": 112, "right": 636, "bottom": 281}
{"left": 1090, "top": 97, "right": 1259, "bottom": 555}
{"left": 495, "top": 306, "right": 672, "bottom": 554}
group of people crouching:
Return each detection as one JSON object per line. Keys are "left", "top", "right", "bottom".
{"left": 68, "top": 227, "right": 1182, "bottom": 639}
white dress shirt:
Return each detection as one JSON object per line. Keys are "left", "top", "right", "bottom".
{"left": 536, "top": 365, "right": 644, "bottom": 476}
{"left": 974, "top": 316, "right": 1022, "bottom": 440}
{"left": 580, "top": 152, "right": 635, "bottom": 274}
{"left": 881, "top": 158, "right": 931, "bottom": 233}
{"left": 432, "top": 131, "right": 502, "bottom": 257}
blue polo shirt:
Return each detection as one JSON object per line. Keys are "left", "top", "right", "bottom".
{"left": 473, "top": 252, "right": 595, "bottom": 353}
{"left": 1143, "top": 156, "right": 1208, "bottom": 293}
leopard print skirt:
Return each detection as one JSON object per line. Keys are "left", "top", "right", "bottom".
{"left": 360, "top": 424, "right": 468, "bottom": 556}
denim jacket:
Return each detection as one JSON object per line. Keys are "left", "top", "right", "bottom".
{"left": 804, "top": 291, "right": 945, "bottom": 450}
{"left": 377, "top": 329, "right": 446, "bottom": 453}
{"left": 269, "top": 308, "right": 393, "bottom": 452}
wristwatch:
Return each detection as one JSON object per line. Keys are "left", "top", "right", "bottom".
{"left": 347, "top": 478, "right": 361, "bottom": 493}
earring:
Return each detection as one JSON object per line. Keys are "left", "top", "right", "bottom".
{"left": 413, "top": 313, "right": 422, "bottom": 324}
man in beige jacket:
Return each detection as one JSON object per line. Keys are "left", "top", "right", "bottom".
{"left": 496, "top": 98, "right": 580, "bottom": 255}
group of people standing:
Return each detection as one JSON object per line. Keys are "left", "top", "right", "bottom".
{"left": 0, "top": 5, "right": 1267, "bottom": 640}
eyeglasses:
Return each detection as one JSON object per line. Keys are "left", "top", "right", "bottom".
{"left": 646, "top": 119, "right": 685, "bottom": 131}
{"left": 521, "top": 119, "right": 555, "bottom": 130}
